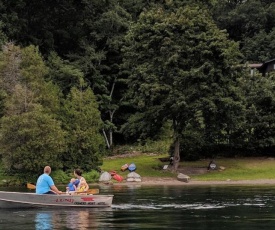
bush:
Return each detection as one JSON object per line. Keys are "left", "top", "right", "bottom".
{"left": 51, "top": 170, "right": 70, "bottom": 184}
{"left": 83, "top": 170, "right": 100, "bottom": 183}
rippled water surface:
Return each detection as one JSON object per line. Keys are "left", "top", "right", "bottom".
{"left": 1, "top": 185, "right": 275, "bottom": 229}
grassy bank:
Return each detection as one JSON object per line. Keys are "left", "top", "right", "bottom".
{"left": 192, "top": 157, "right": 275, "bottom": 181}
{"left": 1, "top": 154, "right": 275, "bottom": 186}
{"left": 101, "top": 153, "right": 275, "bottom": 181}
{"left": 101, "top": 153, "right": 175, "bottom": 178}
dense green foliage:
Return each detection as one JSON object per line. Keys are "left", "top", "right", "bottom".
{"left": 61, "top": 86, "right": 105, "bottom": 171}
{"left": 0, "top": 44, "right": 66, "bottom": 179}
{"left": 0, "top": 108, "right": 66, "bottom": 179}
{"left": 122, "top": 5, "right": 243, "bottom": 169}
{"left": 0, "top": 0, "right": 274, "bottom": 178}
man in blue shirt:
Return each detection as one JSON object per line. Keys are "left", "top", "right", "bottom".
{"left": 36, "top": 166, "right": 62, "bottom": 194}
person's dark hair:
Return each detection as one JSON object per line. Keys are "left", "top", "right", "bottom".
{"left": 74, "top": 169, "right": 82, "bottom": 176}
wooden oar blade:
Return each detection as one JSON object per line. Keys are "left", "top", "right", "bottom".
{"left": 88, "top": 188, "right": 99, "bottom": 194}
{"left": 75, "top": 188, "right": 99, "bottom": 194}
{"left": 27, "top": 183, "right": 36, "bottom": 190}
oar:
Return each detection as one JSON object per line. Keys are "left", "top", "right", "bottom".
{"left": 75, "top": 189, "right": 99, "bottom": 194}
{"left": 27, "top": 183, "right": 36, "bottom": 190}
{"left": 27, "top": 183, "right": 99, "bottom": 194}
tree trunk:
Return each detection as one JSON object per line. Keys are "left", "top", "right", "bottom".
{"left": 102, "top": 129, "right": 110, "bottom": 149}
{"left": 172, "top": 136, "right": 180, "bottom": 172}
{"left": 108, "top": 109, "right": 115, "bottom": 148}
{"left": 109, "top": 129, "right": 113, "bottom": 147}
{"left": 107, "top": 80, "right": 116, "bottom": 148}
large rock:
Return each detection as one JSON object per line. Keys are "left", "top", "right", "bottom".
{"left": 177, "top": 173, "right": 190, "bottom": 183}
{"left": 127, "top": 172, "right": 142, "bottom": 182}
{"left": 99, "top": 171, "right": 112, "bottom": 182}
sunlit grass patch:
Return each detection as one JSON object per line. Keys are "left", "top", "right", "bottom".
{"left": 191, "top": 157, "right": 275, "bottom": 181}
{"left": 102, "top": 155, "right": 275, "bottom": 181}
{"left": 101, "top": 153, "right": 174, "bottom": 177}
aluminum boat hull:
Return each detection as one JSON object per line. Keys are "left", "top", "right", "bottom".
{"left": 0, "top": 191, "right": 113, "bottom": 208}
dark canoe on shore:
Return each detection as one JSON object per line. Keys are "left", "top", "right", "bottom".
{"left": 0, "top": 191, "right": 113, "bottom": 208}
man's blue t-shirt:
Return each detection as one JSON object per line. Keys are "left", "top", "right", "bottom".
{"left": 36, "top": 173, "right": 54, "bottom": 194}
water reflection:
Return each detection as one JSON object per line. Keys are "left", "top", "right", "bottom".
{"left": 35, "top": 212, "right": 53, "bottom": 230}
{"left": 35, "top": 209, "right": 103, "bottom": 230}
{"left": 2, "top": 185, "right": 275, "bottom": 229}
{"left": 64, "top": 210, "right": 98, "bottom": 229}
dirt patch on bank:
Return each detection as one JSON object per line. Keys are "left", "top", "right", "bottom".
{"left": 100, "top": 177, "right": 275, "bottom": 186}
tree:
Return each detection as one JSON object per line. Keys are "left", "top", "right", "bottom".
{"left": 241, "top": 28, "right": 275, "bottom": 62}
{"left": 68, "top": 2, "right": 131, "bottom": 148}
{"left": 0, "top": 45, "right": 61, "bottom": 117}
{"left": 0, "top": 44, "right": 66, "bottom": 178}
{"left": 0, "top": 21, "right": 7, "bottom": 47}
{"left": 0, "top": 43, "right": 21, "bottom": 96}
{"left": 62, "top": 86, "right": 105, "bottom": 171}
{"left": 211, "top": 0, "right": 275, "bottom": 49}
{"left": 238, "top": 72, "right": 275, "bottom": 150}
{"left": 0, "top": 106, "right": 66, "bottom": 179}
{"left": 91, "top": 4, "right": 131, "bottom": 148}
{"left": 123, "top": 5, "right": 242, "bottom": 170}
{"left": 46, "top": 52, "right": 85, "bottom": 96}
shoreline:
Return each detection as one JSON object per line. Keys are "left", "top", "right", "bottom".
{"left": 95, "top": 177, "right": 275, "bottom": 186}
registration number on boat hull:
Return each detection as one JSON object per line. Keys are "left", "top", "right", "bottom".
{"left": 74, "top": 202, "right": 96, "bottom": 205}
{"left": 74, "top": 202, "right": 106, "bottom": 205}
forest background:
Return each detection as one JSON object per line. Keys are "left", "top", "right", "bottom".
{"left": 0, "top": 0, "right": 274, "bottom": 182}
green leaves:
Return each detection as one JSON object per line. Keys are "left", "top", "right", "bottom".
{"left": 0, "top": 107, "right": 66, "bottom": 177}
{"left": 46, "top": 52, "right": 85, "bottom": 96}
{"left": 0, "top": 44, "right": 105, "bottom": 177}
{"left": 238, "top": 74, "right": 275, "bottom": 148}
{"left": 61, "top": 87, "right": 105, "bottom": 171}
{"left": 123, "top": 4, "right": 244, "bottom": 165}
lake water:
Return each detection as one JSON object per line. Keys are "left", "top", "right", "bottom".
{"left": 1, "top": 184, "right": 275, "bottom": 229}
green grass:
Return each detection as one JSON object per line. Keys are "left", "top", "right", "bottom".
{"left": 102, "top": 154, "right": 275, "bottom": 181}
{"left": 1, "top": 154, "right": 275, "bottom": 186}
{"left": 191, "top": 158, "right": 275, "bottom": 181}
{"left": 101, "top": 153, "right": 175, "bottom": 178}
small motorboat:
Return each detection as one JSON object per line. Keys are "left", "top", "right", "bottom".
{"left": 0, "top": 191, "right": 113, "bottom": 209}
